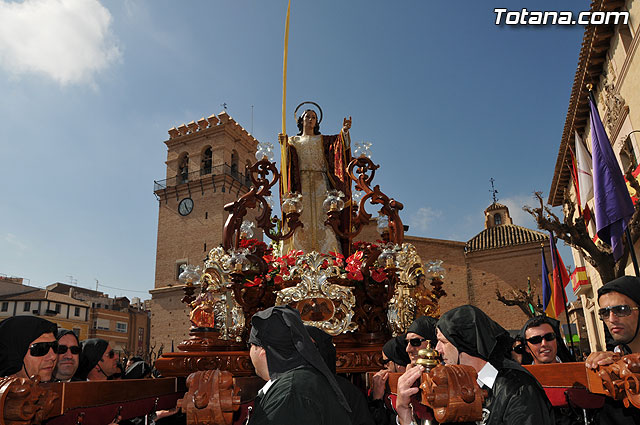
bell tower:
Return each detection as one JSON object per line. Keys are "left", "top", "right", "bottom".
{"left": 149, "top": 111, "right": 258, "bottom": 351}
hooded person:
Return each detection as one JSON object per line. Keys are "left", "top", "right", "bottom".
{"left": 247, "top": 306, "right": 352, "bottom": 425}
{"left": 54, "top": 329, "right": 81, "bottom": 382}
{"left": 520, "top": 316, "right": 574, "bottom": 364}
{"left": 369, "top": 335, "right": 412, "bottom": 425}
{"left": 404, "top": 316, "right": 437, "bottom": 365}
{"left": 585, "top": 276, "right": 640, "bottom": 425}
{"left": 305, "top": 325, "right": 374, "bottom": 425}
{"left": 594, "top": 275, "right": 640, "bottom": 356}
{"left": 383, "top": 335, "right": 410, "bottom": 370}
{"left": 74, "top": 338, "right": 119, "bottom": 381}
{"left": 396, "top": 305, "right": 553, "bottom": 425}
{"left": 0, "top": 316, "right": 58, "bottom": 381}
{"left": 123, "top": 360, "right": 152, "bottom": 380}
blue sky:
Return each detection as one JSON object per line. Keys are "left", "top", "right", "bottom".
{"left": 0, "top": 0, "right": 587, "bottom": 300}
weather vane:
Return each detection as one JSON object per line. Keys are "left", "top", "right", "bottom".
{"left": 489, "top": 178, "right": 499, "bottom": 204}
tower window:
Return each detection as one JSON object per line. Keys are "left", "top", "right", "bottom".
{"left": 178, "top": 153, "right": 189, "bottom": 184}
{"left": 201, "top": 147, "right": 212, "bottom": 175}
{"left": 494, "top": 213, "right": 502, "bottom": 225}
{"left": 231, "top": 150, "right": 239, "bottom": 177}
{"left": 176, "top": 261, "right": 188, "bottom": 281}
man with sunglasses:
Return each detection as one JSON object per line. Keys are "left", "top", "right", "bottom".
{"left": 404, "top": 316, "right": 437, "bottom": 365}
{"left": 74, "top": 338, "right": 119, "bottom": 381}
{"left": 583, "top": 276, "right": 640, "bottom": 425}
{"left": 521, "top": 316, "right": 573, "bottom": 365}
{"left": 0, "top": 316, "right": 59, "bottom": 382}
{"left": 396, "top": 305, "right": 553, "bottom": 425}
{"left": 369, "top": 335, "right": 411, "bottom": 425}
{"left": 54, "top": 329, "right": 81, "bottom": 382}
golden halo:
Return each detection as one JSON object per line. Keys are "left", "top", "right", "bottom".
{"left": 294, "top": 101, "right": 323, "bottom": 124}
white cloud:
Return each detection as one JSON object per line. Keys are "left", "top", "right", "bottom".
{"left": 501, "top": 194, "right": 539, "bottom": 230}
{"left": 4, "top": 233, "right": 27, "bottom": 252}
{"left": 0, "top": 0, "right": 121, "bottom": 86}
{"left": 408, "top": 207, "right": 442, "bottom": 234}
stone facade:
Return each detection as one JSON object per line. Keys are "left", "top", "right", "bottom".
{"left": 150, "top": 111, "right": 258, "bottom": 351}
{"left": 548, "top": 0, "right": 640, "bottom": 352}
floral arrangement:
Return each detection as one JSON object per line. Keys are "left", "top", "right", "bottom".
{"left": 240, "top": 240, "right": 391, "bottom": 288}
{"left": 238, "top": 238, "right": 270, "bottom": 255}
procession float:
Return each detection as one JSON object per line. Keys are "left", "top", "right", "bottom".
{"left": 3, "top": 1, "right": 640, "bottom": 423}
{"left": 3, "top": 102, "right": 640, "bottom": 425}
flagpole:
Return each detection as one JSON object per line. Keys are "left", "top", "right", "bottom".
{"left": 626, "top": 227, "right": 640, "bottom": 276}
{"left": 550, "top": 232, "right": 576, "bottom": 356}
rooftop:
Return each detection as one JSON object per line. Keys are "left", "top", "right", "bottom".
{"left": 465, "top": 224, "right": 547, "bottom": 253}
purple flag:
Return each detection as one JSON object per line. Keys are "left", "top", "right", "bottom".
{"left": 589, "top": 95, "right": 635, "bottom": 261}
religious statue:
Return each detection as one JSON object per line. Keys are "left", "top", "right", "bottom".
{"left": 279, "top": 102, "right": 353, "bottom": 255}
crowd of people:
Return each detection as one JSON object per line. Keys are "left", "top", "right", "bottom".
{"left": 2, "top": 275, "right": 640, "bottom": 424}
{"left": 245, "top": 275, "right": 640, "bottom": 425}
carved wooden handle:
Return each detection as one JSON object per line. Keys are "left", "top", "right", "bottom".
{"left": 178, "top": 369, "right": 241, "bottom": 425}
{"left": 419, "top": 365, "right": 486, "bottom": 423}
{"left": 0, "top": 376, "right": 58, "bottom": 425}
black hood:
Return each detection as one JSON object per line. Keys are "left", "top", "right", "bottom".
{"left": 382, "top": 335, "right": 411, "bottom": 367}
{"left": 248, "top": 306, "right": 350, "bottom": 412}
{"left": 437, "top": 305, "right": 511, "bottom": 363}
{"left": 0, "top": 316, "right": 57, "bottom": 376}
{"left": 56, "top": 329, "right": 80, "bottom": 345}
{"left": 123, "top": 361, "right": 151, "bottom": 379}
{"left": 598, "top": 275, "right": 640, "bottom": 306}
{"left": 407, "top": 316, "right": 438, "bottom": 348}
{"left": 74, "top": 338, "right": 108, "bottom": 380}
{"left": 305, "top": 325, "right": 337, "bottom": 374}
{"left": 598, "top": 275, "right": 640, "bottom": 350}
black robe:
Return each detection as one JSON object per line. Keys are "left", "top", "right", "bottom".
{"left": 248, "top": 366, "right": 352, "bottom": 425}
{"left": 478, "top": 361, "right": 553, "bottom": 425}
{"left": 436, "top": 306, "right": 554, "bottom": 425}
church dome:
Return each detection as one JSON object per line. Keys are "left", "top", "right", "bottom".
{"left": 465, "top": 224, "right": 547, "bottom": 253}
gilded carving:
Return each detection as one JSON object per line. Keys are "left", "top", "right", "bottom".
{"left": 189, "top": 248, "right": 245, "bottom": 341}
{"left": 275, "top": 251, "right": 358, "bottom": 335}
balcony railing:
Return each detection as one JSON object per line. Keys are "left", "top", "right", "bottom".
{"left": 154, "top": 164, "right": 252, "bottom": 192}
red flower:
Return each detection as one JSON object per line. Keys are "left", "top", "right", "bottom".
{"left": 371, "top": 268, "right": 387, "bottom": 283}
{"left": 347, "top": 269, "right": 364, "bottom": 281}
{"left": 245, "top": 276, "right": 262, "bottom": 287}
{"left": 329, "top": 251, "right": 345, "bottom": 267}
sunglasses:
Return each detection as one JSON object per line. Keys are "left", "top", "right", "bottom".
{"left": 598, "top": 304, "right": 639, "bottom": 320}
{"left": 57, "top": 344, "right": 81, "bottom": 355}
{"left": 526, "top": 332, "right": 556, "bottom": 345}
{"left": 512, "top": 344, "right": 526, "bottom": 355}
{"left": 408, "top": 338, "right": 426, "bottom": 347}
{"left": 381, "top": 358, "right": 393, "bottom": 365}
{"left": 29, "top": 341, "right": 59, "bottom": 357}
